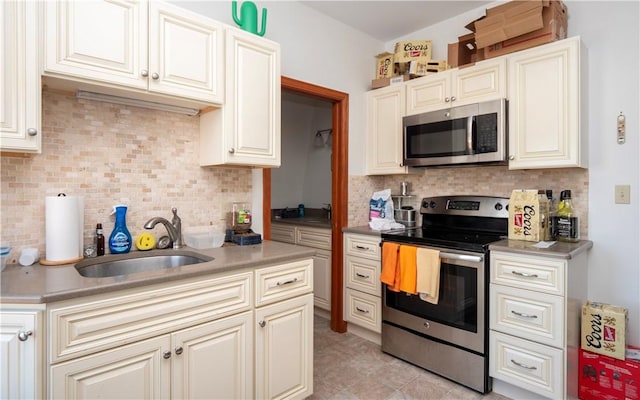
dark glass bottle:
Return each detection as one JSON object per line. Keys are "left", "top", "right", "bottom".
{"left": 96, "top": 223, "right": 105, "bottom": 256}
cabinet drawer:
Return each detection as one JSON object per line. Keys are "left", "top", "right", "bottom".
{"left": 491, "top": 252, "right": 565, "bottom": 295}
{"left": 491, "top": 284, "right": 564, "bottom": 348}
{"left": 296, "top": 227, "right": 331, "bottom": 250}
{"left": 344, "top": 288, "right": 381, "bottom": 333}
{"left": 344, "top": 234, "right": 380, "bottom": 260}
{"left": 255, "top": 258, "right": 313, "bottom": 307}
{"left": 490, "top": 331, "right": 564, "bottom": 399}
{"left": 49, "top": 272, "right": 252, "bottom": 364}
{"left": 270, "top": 224, "right": 296, "bottom": 244}
{"left": 345, "top": 255, "right": 381, "bottom": 296}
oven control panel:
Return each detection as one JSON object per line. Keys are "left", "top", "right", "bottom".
{"left": 420, "top": 196, "right": 509, "bottom": 218}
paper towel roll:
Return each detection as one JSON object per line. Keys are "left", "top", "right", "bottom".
{"left": 45, "top": 195, "right": 84, "bottom": 263}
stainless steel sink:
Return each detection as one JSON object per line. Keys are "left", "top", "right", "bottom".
{"left": 75, "top": 251, "right": 213, "bottom": 278}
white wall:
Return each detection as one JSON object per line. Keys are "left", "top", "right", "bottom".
{"left": 178, "top": 1, "right": 640, "bottom": 346}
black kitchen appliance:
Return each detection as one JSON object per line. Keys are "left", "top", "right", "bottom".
{"left": 380, "top": 195, "right": 509, "bottom": 394}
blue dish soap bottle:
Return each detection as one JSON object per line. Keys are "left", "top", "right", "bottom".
{"left": 109, "top": 205, "right": 132, "bottom": 254}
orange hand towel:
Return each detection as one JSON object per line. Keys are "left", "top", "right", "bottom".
{"left": 380, "top": 242, "right": 400, "bottom": 291}
{"left": 416, "top": 247, "right": 441, "bottom": 304}
{"left": 399, "top": 245, "right": 418, "bottom": 294}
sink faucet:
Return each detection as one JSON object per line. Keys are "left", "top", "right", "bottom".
{"left": 144, "top": 207, "right": 183, "bottom": 249}
{"left": 322, "top": 203, "right": 332, "bottom": 220}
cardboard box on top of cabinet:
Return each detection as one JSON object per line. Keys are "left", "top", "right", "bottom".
{"left": 579, "top": 347, "right": 640, "bottom": 400}
{"left": 448, "top": 33, "right": 485, "bottom": 68}
{"left": 393, "top": 40, "right": 432, "bottom": 63}
{"left": 470, "top": 0, "right": 546, "bottom": 49}
{"left": 395, "top": 58, "right": 448, "bottom": 77}
{"left": 581, "top": 301, "right": 629, "bottom": 361}
{"left": 508, "top": 189, "right": 543, "bottom": 242}
{"left": 375, "top": 52, "right": 395, "bottom": 79}
{"left": 371, "top": 74, "right": 411, "bottom": 90}
{"left": 483, "top": 0, "right": 567, "bottom": 59}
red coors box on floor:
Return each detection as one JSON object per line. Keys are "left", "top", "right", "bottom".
{"left": 579, "top": 347, "right": 640, "bottom": 400}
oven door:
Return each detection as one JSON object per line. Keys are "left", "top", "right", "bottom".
{"left": 382, "top": 244, "right": 487, "bottom": 354}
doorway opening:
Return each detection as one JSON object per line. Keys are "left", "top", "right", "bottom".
{"left": 263, "top": 76, "right": 348, "bottom": 333}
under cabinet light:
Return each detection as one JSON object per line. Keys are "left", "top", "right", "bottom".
{"left": 76, "top": 90, "right": 200, "bottom": 116}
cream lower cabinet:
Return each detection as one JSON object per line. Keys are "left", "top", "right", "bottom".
{"left": 200, "top": 27, "right": 281, "bottom": 167}
{"left": 365, "top": 84, "right": 407, "bottom": 175}
{"left": 0, "top": 0, "right": 41, "bottom": 153}
{"left": 46, "top": 259, "right": 314, "bottom": 400}
{"left": 405, "top": 57, "right": 507, "bottom": 115}
{"left": 270, "top": 223, "right": 332, "bottom": 312}
{"left": 489, "top": 250, "right": 588, "bottom": 399}
{"left": 255, "top": 259, "right": 314, "bottom": 400}
{"left": 0, "top": 305, "right": 45, "bottom": 399}
{"left": 507, "top": 36, "right": 587, "bottom": 169}
{"left": 43, "top": 0, "right": 224, "bottom": 104}
{"left": 343, "top": 232, "right": 382, "bottom": 343}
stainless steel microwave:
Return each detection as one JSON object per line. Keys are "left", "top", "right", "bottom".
{"left": 403, "top": 98, "right": 507, "bottom": 167}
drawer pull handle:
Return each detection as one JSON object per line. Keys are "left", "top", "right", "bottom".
{"left": 511, "top": 310, "right": 538, "bottom": 319}
{"left": 355, "top": 307, "right": 369, "bottom": 314}
{"left": 355, "top": 245, "right": 370, "bottom": 250}
{"left": 276, "top": 277, "right": 298, "bottom": 286}
{"left": 18, "top": 330, "right": 33, "bottom": 341}
{"left": 510, "top": 359, "right": 537, "bottom": 370}
{"left": 511, "top": 270, "right": 539, "bottom": 278}
{"left": 355, "top": 273, "right": 370, "bottom": 279}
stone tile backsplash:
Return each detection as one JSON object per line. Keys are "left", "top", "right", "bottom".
{"left": 1, "top": 90, "right": 252, "bottom": 260}
{"left": 349, "top": 166, "right": 589, "bottom": 239}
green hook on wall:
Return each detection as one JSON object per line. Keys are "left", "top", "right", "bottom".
{"left": 232, "top": 1, "right": 267, "bottom": 37}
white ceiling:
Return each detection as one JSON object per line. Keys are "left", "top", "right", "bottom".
{"left": 299, "top": 1, "right": 492, "bottom": 42}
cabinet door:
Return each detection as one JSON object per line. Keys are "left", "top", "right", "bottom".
{"left": 365, "top": 85, "right": 408, "bottom": 175}
{"left": 224, "top": 27, "right": 281, "bottom": 166}
{"left": 312, "top": 249, "right": 332, "bottom": 311}
{"left": 0, "top": 310, "right": 42, "bottom": 399}
{"left": 148, "top": 1, "right": 223, "bottom": 103}
{"left": 270, "top": 223, "right": 296, "bottom": 244}
{"left": 50, "top": 335, "right": 170, "bottom": 399}
{"left": 0, "top": 0, "right": 41, "bottom": 153}
{"left": 507, "top": 37, "right": 585, "bottom": 169}
{"left": 256, "top": 294, "right": 313, "bottom": 400}
{"left": 172, "top": 311, "right": 253, "bottom": 400}
{"left": 44, "top": 0, "right": 148, "bottom": 88}
{"left": 453, "top": 58, "right": 506, "bottom": 106}
{"left": 405, "top": 71, "right": 450, "bottom": 115}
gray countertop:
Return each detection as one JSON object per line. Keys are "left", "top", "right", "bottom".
{"left": 489, "top": 239, "right": 593, "bottom": 259}
{"left": 0, "top": 241, "right": 316, "bottom": 304}
{"left": 341, "top": 225, "right": 382, "bottom": 237}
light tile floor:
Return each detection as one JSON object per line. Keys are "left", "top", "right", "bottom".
{"left": 309, "top": 315, "right": 512, "bottom": 400}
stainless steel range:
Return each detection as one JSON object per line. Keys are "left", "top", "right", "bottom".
{"left": 380, "top": 195, "right": 509, "bottom": 394}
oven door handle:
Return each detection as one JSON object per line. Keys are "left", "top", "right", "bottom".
{"left": 440, "top": 252, "right": 483, "bottom": 263}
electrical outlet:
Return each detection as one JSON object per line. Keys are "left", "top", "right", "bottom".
{"left": 615, "top": 185, "right": 631, "bottom": 204}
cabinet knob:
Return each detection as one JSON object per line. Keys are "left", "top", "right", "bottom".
{"left": 18, "top": 330, "right": 33, "bottom": 341}
{"left": 450, "top": 96, "right": 456, "bottom": 102}
{"left": 445, "top": 97, "right": 451, "bottom": 102}
{"left": 163, "top": 351, "right": 172, "bottom": 359}
{"left": 228, "top": 148, "right": 235, "bottom": 154}
{"left": 27, "top": 128, "right": 38, "bottom": 136}
{"left": 151, "top": 72, "right": 160, "bottom": 80}
{"left": 141, "top": 69, "right": 149, "bottom": 77}
{"left": 259, "top": 320, "right": 266, "bottom": 328}
{"left": 175, "top": 346, "right": 183, "bottom": 355}
{"left": 509, "top": 155, "right": 515, "bottom": 160}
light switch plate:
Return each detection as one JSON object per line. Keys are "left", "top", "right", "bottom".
{"left": 615, "top": 185, "right": 631, "bottom": 204}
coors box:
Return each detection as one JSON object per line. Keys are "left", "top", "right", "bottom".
{"left": 508, "top": 189, "right": 543, "bottom": 242}
{"left": 394, "top": 40, "right": 432, "bottom": 63}
{"left": 581, "top": 301, "right": 629, "bottom": 360}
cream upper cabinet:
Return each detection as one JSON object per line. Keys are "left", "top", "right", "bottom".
{"left": 0, "top": 306, "right": 44, "bottom": 400}
{"left": 365, "top": 84, "right": 408, "bottom": 175}
{"left": 406, "top": 58, "right": 507, "bottom": 115}
{"left": 0, "top": 0, "right": 41, "bottom": 153}
{"left": 200, "top": 27, "right": 281, "bottom": 167}
{"left": 507, "top": 37, "right": 587, "bottom": 169}
{"left": 43, "top": 0, "right": 224, "bottom": 104}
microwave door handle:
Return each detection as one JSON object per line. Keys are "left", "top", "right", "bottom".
{"left": 466, "top": 116, "right": 475, "bottom": 154}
